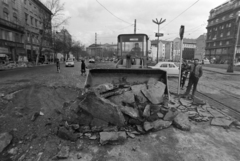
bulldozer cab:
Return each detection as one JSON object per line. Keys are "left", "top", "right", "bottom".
{"left": 116, "top": 34, "right": 149, "bottom": 68}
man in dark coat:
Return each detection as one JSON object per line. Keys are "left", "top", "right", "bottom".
{"left": 81, "top": 60, "right": 86, "bottom": 76}
{"left": 183, "top": 58, "right": 203, "bottom": 99}
{"left": 180, "top": 60, "right": 189, "bottom": 90}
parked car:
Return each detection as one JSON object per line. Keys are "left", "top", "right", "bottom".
{"left": 89, "top": 58, "right": 95, "bottom": 63}
{"left": 65, "top": 58, "right": 74, "bottom": 67}
{"left": 202, "top": 59, "right": 210, "bottom": 65}
{"left": 149, "top": 62, "right": 179, "bottom": 77}
{"left": 234, "top": 62, "right": 240, "bottom": 66}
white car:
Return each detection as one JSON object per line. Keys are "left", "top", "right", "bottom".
{"left": 149, "top": 62, "right": 179, "bottom": 76}
{"left": 234, "top": 62, "right": 240, "bottom": 66}
{"left": 89, "top": 58, "right": 95, "bottom": 63}
{"left": 65, "top": 59, "right": 74, "bottom": 67}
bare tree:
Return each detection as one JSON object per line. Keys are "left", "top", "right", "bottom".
{"left": 36, "top": 0, "right": 70, "bottom": 65}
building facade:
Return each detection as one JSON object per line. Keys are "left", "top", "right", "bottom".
{"left": 23, "top": 0, "right": 53, "bottom": 62}
{"left": 151, "top": 40, "right": 172, "bottom": 61}
{"left": 195, "top": 34, "right": 207, "bottom": 60}
{"left": 206, "top": 0, "right": 240, "bottom": 63}
{"left": 86, "top": 43, "right": 117, "bottom": 58}
{"left": 173, "top": 38, "right": 196, "bottom": 61}
{"left": 0, "top": 0, "right": 25, "bottom": 62}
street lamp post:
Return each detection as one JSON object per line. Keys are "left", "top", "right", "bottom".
{"left": 152, "top": 18, "right": 166, "bottom": 63}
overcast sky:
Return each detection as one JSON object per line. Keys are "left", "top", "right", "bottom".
{"left": 51, "top": 0, "right": 227, "bottom": 46}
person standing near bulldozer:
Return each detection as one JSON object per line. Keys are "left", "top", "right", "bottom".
{"left": 81, "top": 60, "right": 86, "bottom": 76}
{"left": 183, "top": 58, "right": 203, "bottom": 99}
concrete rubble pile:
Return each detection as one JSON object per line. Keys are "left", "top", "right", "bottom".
{"left": 57, "top": 77, "right": 239, "bottom": 145}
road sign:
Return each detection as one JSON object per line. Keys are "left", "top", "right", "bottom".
{"left": 155, "top": 33, "right": 164, "bottom": 37}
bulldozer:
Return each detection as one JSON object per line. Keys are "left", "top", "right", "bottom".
{"left": 84, "top": 33, "right": 170, "bottom": 98}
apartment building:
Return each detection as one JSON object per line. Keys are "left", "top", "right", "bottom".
{"left": 23, "top": 0, "right": 53, "bottom": 62}
{"left": 0, "top": 0, "right": 25, "bottom": 62}
{"left": 206, "top": 0, "right": 240, "bottom": 63}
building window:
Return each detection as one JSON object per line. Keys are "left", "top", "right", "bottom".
{"left": 222, "top": 25, "right": 224, "bottom": 29}
{"left": 222, "top": 16, "right": 225, "bottom": 20}
{"left": 230, "top": 13, "right": 234, "bottom": 18}
{"left": 12, "top": 0, "right": 16, "bottom": 8}
{"left": 220, "top": 41, "right": 222, "bottom": 46}
{"left": 35, "top": 19, "right": 38, "bottom": 27}
{"left": 220, "top": 33, "right": 223, "bottom": 37}
{"left": 31, "top": 17, "right": 33, "bottom": 25}
{"left": 15, "top": 33, "right": 19, "bottom": 42}
{"left": 216, "top": 19, "right": 219, "bottom": 23}
{"left": 213, "top": 43, "right": 216, "bottom": 46}
{"left": 226, "top": 41, "right": 229, "bottom": 45}
{"left": 25, "top": 13, "right": 28, "bottom": 24}
{"left": 3, "top": 8, "right": 9, "bottom": 20}
{"left": 229, "top": 23, "right": 232, "bottom": 27}
{"left": 209, "top": 29, "right": 212, "bottom": 32}
{"left": 5, "top": 31, "right": 10, "bottom": 40}
{"left": 3, "top": 0, "right": 8, "bottom": 4}
{"left": 13, "top": 13, "right": 17, "bottom": 24}
{"left": 227, "top": 31, "right": 231, "bottom": 36}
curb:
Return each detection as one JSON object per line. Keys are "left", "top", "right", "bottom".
{"left": 0, "top": 63, "right": 55, "bottom": 72}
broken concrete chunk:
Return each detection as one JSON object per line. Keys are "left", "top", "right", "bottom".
{"left": 147, "top": 78, "right": 158, "bottom": 88}
{"left": 179, "top": 98, "right": 192, "bottom": 107}
{"left": 152, "top": 120, "right": 172, "bottom": 131}
{"left": 157, "top": 112, "right": 164, "bottom": 119}
{"left": 178, "top": 105, "right": 187, "bottom": 110}
{"left": 57, "top": 146, "right": 70, "bottom": 159}
{"left": 197, "top": 107, "right": 213, "bottom": 118}
{"left": 8, "top": 147, "right": 18, "bottom": 155}
{"left": 120, "top": 106, "right": 139, "bottom": 119}
{"left": 79, "top": 92, "right": 125, "bottom": 126}
{"left": 91, "top": 118, "right": 108, "bottom": 127}
{"left": 173, "top": 113, "right": 191, "bottom": 131}
{"left": 131, "top": 84, "right": 147, "bottom": 103}
{"left": 143, "top": 105, "right": 150, "bottom": 118}
{"left": 146, "top": 113, "right": 159, "bottom": 122}
{"left": 142, "top": 82, "right": 166, "bottom": 105}
{"left": 150, "top": 105, "right": 162, "bottom": 113}
{"left": 188, "top": 111, "right": 198, "bottom": 118}
{"left": 143, "top": 121, "right": 153, "bottom": 131}
{"left": 122, "top": 91, "right": 135, "bottom": 104}
{"left": 94, "top": 83, "right": 114, "bottom": 94}
{"left": 163, "top": 109, "right": 179, "bottom": 121}
{"left": 102, "top": 126, "right": 118, "bottom": 132}
{"left": 0, "top": 132, "right": 13, "bottom": 153}
{"left": 57, "top": 127, "right": 78, "bottom": 141}
{"left": 127, "top": 132, "right": 136, "bottom": 139}
{"left": 100, "top": 132, "right": 127, "bottom": 145}
{"left": 211, "top": 118, "right": 233, "bottom": 128}
{"left": 193, "top": 97, "right": 206, "bottom": 105}
{"left": 128, "top": 118, "right": 142, "bottom": 125}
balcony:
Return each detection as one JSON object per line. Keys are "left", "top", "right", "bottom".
{"left": 0, "top": 18, "right": 24, "bottom": 33}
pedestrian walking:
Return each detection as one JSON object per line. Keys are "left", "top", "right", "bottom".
{"left": 180, "top": 60, "right": 189, "bottom": 90}
{"left": 81, "top": 60, "right": 86, "bottom": 76}
{"left": 56, "top": 59, "right": 60, "bottom": 73}
{"left": 183, "top": 58, "right": 203, "bottom": 99}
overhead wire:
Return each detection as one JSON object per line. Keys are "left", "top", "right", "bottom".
{"left": 161, "top": 0, "right": 200, "bottom": 29}
{"left": 96, "top": 0, "right": 133, "bottom": 25}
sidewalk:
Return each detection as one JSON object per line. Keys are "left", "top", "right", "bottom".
{"left": 203, "top": 66, "right": 240, "bottom": 75}
{"left": 0, "top": 62, "right": 55, "bottom": 71}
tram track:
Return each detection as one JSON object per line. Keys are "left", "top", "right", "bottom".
{"left": 168, "top": 79, "right": 240, "bottom": 121}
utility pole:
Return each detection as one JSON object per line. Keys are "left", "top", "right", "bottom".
{"left": 152, "top": 18, "right": 166, "bottom": 63}
{"left": 63, "top": 28, "right": 66, "bottom": 61}
{"left": 95, "top": 33, "right": 97, "bottom": 58}
{"left": 134, "top": 19, "right": 136, "bottom": 34}
{"left": 178, "top": 26, "right": 185, "bottom": 95}
{"left": 228, "top": 11, "right": 240, "bottom": 72}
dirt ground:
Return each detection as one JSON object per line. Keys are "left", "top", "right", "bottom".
{"left": 0, "top": 62, "right": 240, "bottom": 161}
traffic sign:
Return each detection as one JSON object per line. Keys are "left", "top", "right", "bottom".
{"left": 155, "top": 33, "right": 164, "bottom": 37}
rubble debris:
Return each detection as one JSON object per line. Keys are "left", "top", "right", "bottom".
{"left": 8, "top": 147, "right": 18, "bottom": 155}
{"left": 0, "top": 132, "right": 13, "bottom": 153}
{"left": 91, "top": 118, "right": 108, "bottom": 127}
{"left": 94, "top": 83, "right": 114, "bottom": 94}
{"left": 103, "top": 126, "right": 118, "bottom": 132}
{"left": 120, "top": 106, "right": 139, "bottom": 119}
{"left": 131, "top": 84, "right": 147, "bottom": 103}
{"left": 188, "top": 111, "right": 198, "bottom": 118}
{"left": 79, "top": 92, "right": 125, "bottom": 126}
{"left": 56, "top": 146, "right": 70, "bottom": 159}
{"left": 157, "top": 112, "right": 164, "bottom": 119}
{"left": 141, "top": 81, "right": 166, "bottom": 104}
{"left": 100, "top": 132, "right": 127, "bottom": 145}
{"left": 147, "top": 78, "right": 158, "bottom": 88}
{"left": 211, "top": 118, "right": 233, "bottom": 128}
{"left": 192, "top": 97, "right": 206, "bottom": 105}
{"left": 143, "top": 105, "right": 151, "bottom": 118}
{"left": 127, "top": 132, "right": 136, "bottom": 139}
{"left": 163, "top": 108, "right": 179, "bottom": 121}
{"left": 147, "top": 113, "right": 160, "bottom": 122}
{"left": 173, "top": 113, "right": 191, "bottom": 131}
{"left": 31, "top": 112, "right": 41, "bottom": 121}
{"left": 136, "top": 125, "right": 145, "bottom": 133}
{"left": 143, "top": 121, "right": 153, "bottom": 131}
{"left": 152, "top": 120, "right": 172, "bottom": 131}
{"left": 57, "top": 127, "right": 78, "bottom": 141}
{"left": 179, "top": 98, "right": 192, "bottom": 107}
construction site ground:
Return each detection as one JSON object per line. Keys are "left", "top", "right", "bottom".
{"left": 0, "top": 61, "right": 240, "bottom": 161}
